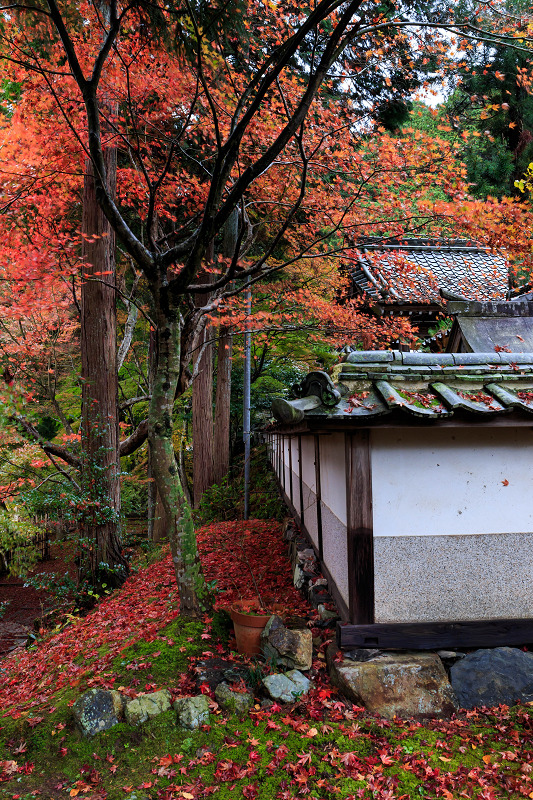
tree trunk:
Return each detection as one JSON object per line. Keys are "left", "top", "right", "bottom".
{"left": 148, "top": 299, "right": 206, "bottom": 617}
{"left": 213, "top": 327, "right": 233, "bottom": 484}
{"left": 213, "top": 212, "right": 238, "bottom": 484}
{"left": 80, "top": 153, "right": 127, "bottom": 586}
{"left": 192, "top": 253, "right": 215, "bottom": 508}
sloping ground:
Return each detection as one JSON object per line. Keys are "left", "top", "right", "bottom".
{"left": 0, "top": 521, "right": 532, "bottom": 799}
{"left": 0, "top": 540, "right": 78, "bottom": 657}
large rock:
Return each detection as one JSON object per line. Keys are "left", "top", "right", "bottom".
{"left": 72, "top": 689, "right": 126, "bottom": 737}
{"left": 451, "top": 647, "right": 533, "bottom": 709}
{"left": 329, "top": 651, "right": 457, "bottom": 720}
{"left": 124, "top": 690, "right": 172, "bottom": 725}
{"left": 215, "top": 682, "right": 253, "bottom": 715}
{"left": 261, "top": 615, "right": 312, "bottom": 671}
{"left": 174, "top": 695, "right": 209, "bottom": 730}
{"left": 262, "top": 670, "right": 313, "bottom": 703}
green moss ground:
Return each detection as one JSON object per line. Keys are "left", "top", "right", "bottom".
{"left": 0, "top": 570, "right": 532, "bottom": 798}
{"left": 2, "top": 699, "right": 533, "bottom": 799}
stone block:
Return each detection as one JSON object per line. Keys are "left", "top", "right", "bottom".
{"left": 329, "top": 651, "right": 457, "bottom": 719}
{"left": 262, "top": 670, "right": 313, "bottom": 703}
{"left": 261, "top": 615, "right": 312, "bottom": 671}
{"left": 214, "top": 682, "right": 253, "bottom": 715}
{"left": 174, "top": 695, "right": 209, "bottom": 729}
{"left": 72, "top": 689, "right": 126, "bottom": 737}
{"left": 124, "top": 690, "right": 172, "bottom": 725}
{"left": 451, "top": 647, "right": 533, "bottom": 709}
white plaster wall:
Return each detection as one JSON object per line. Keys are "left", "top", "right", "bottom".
{"left": 290, "top": 438, "right": 300, "bottom": 513}
{"left": 300, "top": 436, "right": 319, "bottom": 546}
{"left": 302, "top": 482, "right": 318, "bottom": 547}
{"left": 291, "top": 437, "right": 300, "bottom": 478}
{"left": 282, "top": 436, "right": 291, "bottom": 494}
{"left": 318, "top": 433, "right": 348, "bottom": 605}
{"left": 272, "top": 435, "right": 278, "bottom": 478}
{"left": 371, "top": 427, "right": 533, "bottom": 537}
{"left": 318, "top": 433, "right": 347, "bottom": 525}
{"left": 300, "top": 436, "right": 316, "bottom": 492}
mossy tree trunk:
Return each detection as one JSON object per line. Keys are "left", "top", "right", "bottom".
{"left": 147, "top": 295, "right": 206, "bottom": 617}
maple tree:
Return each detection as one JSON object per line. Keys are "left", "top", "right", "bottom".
{"left": 0, "top": 0, "right": 533, "bottom": 615}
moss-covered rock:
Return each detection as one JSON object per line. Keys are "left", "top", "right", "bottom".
{"left": 124, "top": 689, "right": 172, "bottom": 725}
{"left": 174, "top": 695, "right": 209, "bottom": 729}
{"left": 214, "top": 682, "right": 253, "bottom": 715}
{"left": 72, "top": 688, "right": 126, "bottom": 737}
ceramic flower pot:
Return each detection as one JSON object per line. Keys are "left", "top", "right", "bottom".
{"left": 230, "top": 606, "right": 272, "bottom": 656}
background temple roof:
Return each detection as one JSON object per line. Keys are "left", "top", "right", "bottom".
{"left": 351, "top": 238, "right": 509, "bottom": 303}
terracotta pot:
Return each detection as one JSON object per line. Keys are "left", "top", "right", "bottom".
{"left": 230, "top": 607, "right": 272, "bottom": 656}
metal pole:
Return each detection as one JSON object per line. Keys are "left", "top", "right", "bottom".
{"left": 243, "top": 277, "right": 252, "bottom": 520}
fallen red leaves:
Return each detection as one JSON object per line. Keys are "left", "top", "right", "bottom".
{"left": 197, "top": 520, "right": 307, "bottom": 613}
{"left": 0, "top": 520, "right": 305, "bottom": 716}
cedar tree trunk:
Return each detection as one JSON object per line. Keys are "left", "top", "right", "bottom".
{"left": 80, "top": 154, "right": 128, "bottom": 585}
{"left": 192, "top": 258, "right": 215, "bottom": 507}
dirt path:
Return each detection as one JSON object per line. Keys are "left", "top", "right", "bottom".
{"left": 0, "top": 540, "right": 77, "bottom": 656}
{"left": 0, "top": 521, "right": 148, "bottom": 657}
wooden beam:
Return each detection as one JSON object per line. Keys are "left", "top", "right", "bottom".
{"left": 345, "top": 431, "right": 374, "bottom": 624}
{"left": 314, "top": 434, "right": 323, "bottom": 560}
{"left": 337, "top": 618, "right": 533, "bottom": 650}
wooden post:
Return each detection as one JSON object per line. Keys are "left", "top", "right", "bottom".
{"left": 314, "top": 434, "right": 323, "bottom": 560}
{"left": 345, "top": 430, "right": 374, "bottom": 624}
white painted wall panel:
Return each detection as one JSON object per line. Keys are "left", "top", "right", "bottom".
{"left": 283, "top": 436, "right": 290, "bottom": 494}
{"left": 300, "top": 436, "right": 318, "bottom": 545}
{"left": 319, "top": 433, "right": 347, "bottom": 525}
{"left": 300, "top": 436, "right": 316, "bottom": 492}
{"left": 303, "top": 482, "right": 318, "bottom": 547}
{"left": 371, "top": 427, "right": 533, "bottom": 537}
{"left": 291, "top": 438, "right": 300, "bottom": 478}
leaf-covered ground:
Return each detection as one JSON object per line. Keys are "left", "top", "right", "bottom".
{"left": 0, "top": 520, "right": 533, "bottom": 799}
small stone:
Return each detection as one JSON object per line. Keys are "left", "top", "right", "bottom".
{"left": 124, "top": 690, "right": 172, "bottom": 725}
{"left": 317, "top": 604, "right": 338, "bottom": 621}
{"left": 72, "top": 689, "right": 126, "bottom": 737}
{"left": 437, "top": 650, "right": 465, "bottom": 660}
{"left": 174, "top": 695, "right": 210, "bottom": 729}
{"left": 293, "top": 564, "right": 305, "bottom": 590}
{"left": 343, "top": 648, "right": 382, "bottom": 663}
{"left": 261, "top": 615, "right": 312, "bottom": 671}
{"left": 214, "top": 682, "right": 253, "bottom": 715}
{"left": 262, "top": 670, "right": 313, "bottom": 703}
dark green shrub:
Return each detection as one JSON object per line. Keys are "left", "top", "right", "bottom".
{"left": 195, "top": 446, "right": 285, "bottom": 524}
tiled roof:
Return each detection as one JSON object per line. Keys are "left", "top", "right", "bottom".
{"left": 271, "top": 351, "right": 533, "bottom": 425}
{"left": 351, "top": 238, "right": 508, "bottom": 303}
